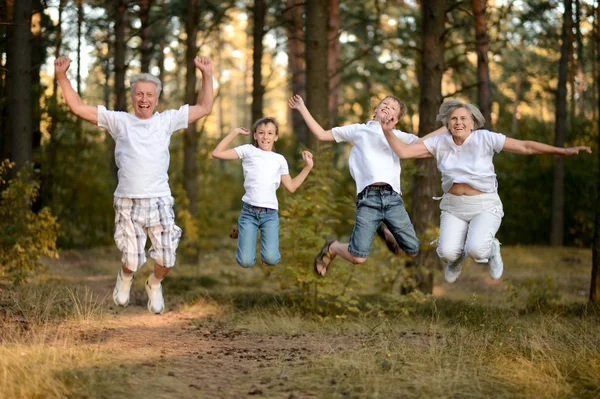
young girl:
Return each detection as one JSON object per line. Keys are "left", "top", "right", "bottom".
{"left": 212, "top": 117, "right": 314, "bottom": 268}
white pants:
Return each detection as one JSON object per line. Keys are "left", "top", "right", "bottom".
{"left": 437, "top": 193, "right": 503, "bottom": 264}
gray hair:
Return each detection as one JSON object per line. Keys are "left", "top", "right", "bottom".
{"left": 130, "top": 73, "right": 162, "bottom": 97}
{"left": 436, "top": 99, "right": 486, "bottom": 130}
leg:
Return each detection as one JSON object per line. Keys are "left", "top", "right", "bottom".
{"left": 464, "top": 208, "right": 503, "bottom": 279}
{"left": 259, "top": 209, "right": 281, "bottom": 266}
{"left": 236, "top": 206, "right": 259, "bottom": 268}
{"left": 437, "top": 211, "right": 469, "bottom": 263}
{"left": 146, "top": 196, "right": 182, "bottom": 314}
{"left": 382, "top": 192, "right": 419, "bottom": 258}
{"left": 113, "top": 198, "right": 148, "bottom": 307}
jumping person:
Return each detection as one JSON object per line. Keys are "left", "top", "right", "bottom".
{"left": 54, "top": 55, "right": 214, "bottom": 314}
{"left": 211, "top": 118, "right": 313, "bottom": 268}
{"left": 288, "top": 94, "right": 447, "bottom": 276}
{"left": 380, "top": 99, "right": 592, "bottom": 283}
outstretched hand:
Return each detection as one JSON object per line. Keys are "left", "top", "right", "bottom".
{"left": 288, "top": 94, "right": 305, "bottom": 110}
{"left": 565, "top": 146, "right": 592, "bottom": 156}
{"left": 194, "top": 56, "right": 213, "bottom": 75}
{"left": 233, "top": 127, "right": 251, "bottom": 136}
{"left": 380, "top": 113, "right": 396, "bottom": 133}
{"left": 54, "top": 56, "right": 71, "bottom": 79}
{"left": 301, "top": 150, "right": 313, "bottom": 168}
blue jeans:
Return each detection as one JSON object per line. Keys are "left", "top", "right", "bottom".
{"left": 349, "top": 184, "right": 420, "bottom": 258}
{"left": 236, "top": 202, "right": 281, "bottom": 268}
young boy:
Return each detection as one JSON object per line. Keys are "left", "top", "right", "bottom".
{"left": 288, "top": 94, "right": 445, "bottom": 276}
{"left": 54, "top": 55, "right": 214, "bottom": 314}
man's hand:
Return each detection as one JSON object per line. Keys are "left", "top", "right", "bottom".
{"left": 288, "top": 94, "right": 306, "bottom": 110}
{"left": 381, "top": 114, "right": 396, "bottom": 133}
{"left": 194, "top": 56, "right": 213, "bottom": 75}
{"left": 301, "top": 150, "right": 313, "bottom": 168}
{"left": 233, "top": 127, "right": 251, "bottom": 136}
{"left": 54, "top": 56, "right": 71, "bottom": 79}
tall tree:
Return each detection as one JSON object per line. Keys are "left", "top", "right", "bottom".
{"left": 551, "top": 0, "right": 573, "bottom": 246}
{"left": 284, "top": 0, "right": 307, "bottom": 146}
{"left": 251, "top": 0, "right": 265, "bottom": 124}
{"left": 408, "top": 0, "right": 446, "bottom": 294}
{"left": 472, "top": 0, "right": 491, "bottom": 128}
{"left": 139, "top": 0, "right": 153, "bottom": 73}
{"left": 305, "top": 0, "right": 329, "bottom": 149}
{"left": 184, "top": 0, "right": 199, "bottom": 217}
{"left": 591, "top": 0, "right": 600, "bottom": 303}
{"left": 574, "top": 0, "right": 584, "bottom": 116}
{"left": 76, "top": 0, "right": 84, "bottom": 144}
{"left": 114, "top": 0, "right": 128, "bottom": 113}
{"left": 9, "top": 0, "right": 33, "bottom": 171}
{"left": 328, "top": 0, "right": 340, "bottom": 125}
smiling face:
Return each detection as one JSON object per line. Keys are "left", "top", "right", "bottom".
{"left": 373, "top": 98, "right": 401, "bottom": 125}
{"left": 253, "top": 122, "right": 278, "bottom": 152}
{"left": 448, "top": 107, "right": 475, "bottom": 139}
{"left": 131, "top": 81, "right": 158, "bottom": 119}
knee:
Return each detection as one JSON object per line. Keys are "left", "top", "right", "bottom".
{"left": 236, "top": 253, "right": 255, "bottom": 268}
{"left": 262, "top": 253, "right": 280, "bottom": 266}
{"left": 436, "top": 244, "right": 462, "bottom": 263}
{"left": 465, "top": 242, "right": 489, "bottom": 263}
{"left": 122, "top": 254, "right": 145, "bottom": 272}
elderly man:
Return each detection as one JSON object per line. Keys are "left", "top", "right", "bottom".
{"left": 54, "top": 55, "right": 214, "bottom": 314}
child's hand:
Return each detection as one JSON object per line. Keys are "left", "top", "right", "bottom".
{"left": 381, "top": 114, "right": 396, "bottom": 133}
{"left": 54, "top": 56, "right": 71, "bottom": 79}
{"left": 194, "top": 56, "right": 213, "bottom": 75}
{"left": 233, "top": 127, "right": 251, "bottom": 135}
{"left": 301, "top": 150, "right": 313, "bottom": 168}
{"left": 288, "top": 94, "right": 305, "bottom": 110}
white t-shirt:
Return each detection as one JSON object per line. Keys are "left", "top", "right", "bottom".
{"left": 332, "top": 120, "right": 419, "bottom": 194}
{"left": 423, "top": 129, "right": 506, "bottom": 193}
{"left": 97, "top": 105, "right": 189, "bottom": 198}
{"left": 234, "top": 144, "right": 290, "bottom": 210}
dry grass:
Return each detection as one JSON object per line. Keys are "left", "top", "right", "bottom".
{"left": 1, "top": 244, "right": 599, "bottom": 398}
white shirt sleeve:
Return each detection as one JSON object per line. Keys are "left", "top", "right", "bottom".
{"left": 162, "top": 104, "right": 189, "bottom": 135}
{"left": 422, "top": 135, "right": 440, "bottom": 157}
{"left": 394, "top": 130, "right": 419, "bottom": 145}
{"left": 279, "top": 155, "right": 290, "bottom": 176}
{"left": 234, "top": 144, "right": 253, "bottom": 159}
{"left": 331, "top": 124, "right": 359, "bottom": 143}
{"left": 97, "top": 105, "right": 121, "bottom": 140}
{"left": 484, "top": 130, "right": 506, "bottom": 153}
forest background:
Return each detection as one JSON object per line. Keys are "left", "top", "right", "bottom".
{"left": 1, "top": 0, "right": 599, "bottom": 299}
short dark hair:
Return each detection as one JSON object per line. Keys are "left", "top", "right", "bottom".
{"left": 251, "top": 117, "right": 279, "bottom": 148}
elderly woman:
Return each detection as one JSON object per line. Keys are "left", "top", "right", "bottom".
{"left": 380, "top": 99, "right": 592, "bottom": 283}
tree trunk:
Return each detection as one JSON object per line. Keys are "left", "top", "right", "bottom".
{"left": 551, "top": 0, "right": 573, "bottom": 247}
{"left": 114, "top": 1, "right": 128, "bottom": 112}
{"left": 472, "top": 0, "right": 491, "bottom": 129}
{"left": 590, "top": 0, "right": 600, "bottom": 303}
{"left": 593, "top": 1, "right": 598, "bottom": 122}
{"left": 158, "top": 0, "right": 166, "bottom": 85}
{"left": 140, "top": 0, "right": 153, "bottom": 73}
{"left": 184, "top": 0, "right": 199, "bottom": 217}
{"left": 31, "top": 0, "right": 43, "bottom": 171}
{"left": 76, "top": 0, "right": 83, "bottom": 144}
{"left": 511, "top": 70, "right": 521, "bottom": 136}
{"left": 574, "top": 0, "right": 584, "bottom": 116}
{"left": 9, "top": 0, "right": 32, "bottom": 171}
{"left": 284, "top": 0, "right": 307, "bottom": 146}
{"left": 0, "top": 1, "right": 9, "bottom": 161}
{"left": 251, "top": 0, "right": 265, "bottom": 124}
{"left": 305, "top": 0, "right": 329, "bottom": 150}
{"left": 328, "top": 0, "right": 340, "bottom": 126}
{"left": 407, "top": 0, "right": 446, "bottom": 294}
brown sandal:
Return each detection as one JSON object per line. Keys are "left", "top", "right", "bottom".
{"left": 314, "top": 239, "right": 336, "bottom": 276}
{"left": 376, "top": 223, "right": 401, "bottom": 255}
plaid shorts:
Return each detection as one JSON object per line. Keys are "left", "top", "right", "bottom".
{"left": 113, "top": 196, "right": 182, "bottom": 271}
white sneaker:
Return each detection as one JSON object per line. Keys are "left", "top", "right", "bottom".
{"left": 113, "top": 270, "right": 134, "bottom": 307}
{"left": 444, "top": 251, "right": 466, "bottom": 283}
{"left": 145, "top": 278, "right": 165, "bottom": 314}
{"left": 488, "top": 238, "right": 503, "bottom": 280}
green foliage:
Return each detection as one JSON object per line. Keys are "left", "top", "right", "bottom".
{"left": 505, "top": 276, "right": 562, "bottom": 312}
{"left": 0, "top": 161, "right": 59, "bottom": 285}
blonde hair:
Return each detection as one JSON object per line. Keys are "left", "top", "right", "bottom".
{"left": 375, "top": 96, "right": 407, "bottom": 119}
{"left": 436, "top": 99, "right": 485, "bottom": 129}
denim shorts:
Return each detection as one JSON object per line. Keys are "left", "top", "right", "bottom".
{"left": 348, "top": 185, "right": 419, "bottom": 258}
{"left": 236, "top": 202, "right": 281, "bottom": 268}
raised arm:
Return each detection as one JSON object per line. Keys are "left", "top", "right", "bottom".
{"left": 189, "top": 56, "right": 214, "bottom": 124}
{"left": 288, "top": 95, "right": 335, "bottom": 142}
{"left": 381, "top": 117, "right": 432, "bottom": 159}
{"left": 211, "top": 127, "right": 249, "bottom": 160}
{"left": 503, "top": 137, "right": 592, "bottom": 156}
{"left": 54, "top": 57, "right": 98, "bottom": 125}
{"left": 280, "top": 151, "right": 314, "bottom": 193}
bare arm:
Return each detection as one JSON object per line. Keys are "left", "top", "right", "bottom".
{"left": 54, "top": 57, "right": 98, "bottom": 125}
{"left": 211, "top": 127, "right": 250, "bottom": 160}
{"left": 503, "top": 137, "right": 592, "bottom": 156}
{"left": 381, "top": 117, "right": 432, "bottom": 159}
{"left": 188, "top": 56, "right": 214, "bottom": 124}
{"left": 417, "top": 125, "right": 447, "bottom": 142}
{"left": 280, "top": 151, "right": 314, "bottom": 193}
{"left": 288, "top": 95, "right": 335, "bottom": 142}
